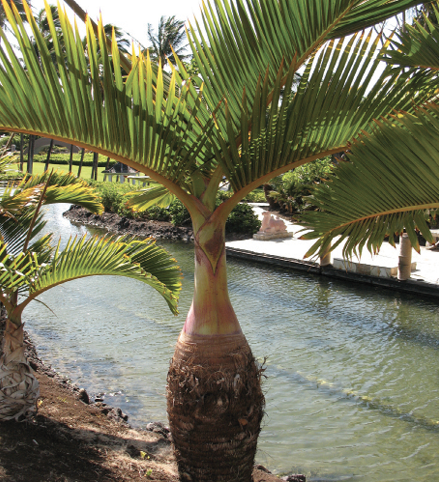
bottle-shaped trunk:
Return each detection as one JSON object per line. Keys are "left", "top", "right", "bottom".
{"left": 0, "top": 317, "right": 39, "bottom": 421}
{"left": 167, "top": 227, "right": 264, "bottom": 481}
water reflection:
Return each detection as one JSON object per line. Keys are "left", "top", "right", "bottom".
{"left": 23, "top": 204, "right": 439, "bottom": 481}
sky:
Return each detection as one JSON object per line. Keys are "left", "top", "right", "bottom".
{"left": 29, "top": 0, "right": 204, "bottom": 48}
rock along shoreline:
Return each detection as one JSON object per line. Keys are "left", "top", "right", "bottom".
{"left": 64, "top": 204, "right": 195, "bottom": 242}
{"left": 63, "top": 204, "right": 255, "bottom": 242}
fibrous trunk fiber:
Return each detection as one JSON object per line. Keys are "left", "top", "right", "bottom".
{"left": 167, "top": 331, "right": 265, "bottom": 482}
{"left": 0, "top": 320, "right": 39, "bottom": 421}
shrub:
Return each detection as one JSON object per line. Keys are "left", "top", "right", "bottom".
{"left": 33, "top": 153, "right": 117, "bottom": 168}
{"left": 88, "top": 182, "right": 261, "bottom": 234}
{"left": 97, "top": 182, "right": 135, "bottom": 217}
{"left": 169, "top": 200, "right": 190, "bottom": 226}
{"left": 429, "top": 211, "right": 439, "bottom": 229}
{"left": 267, "top": 157, "right": 335, "bottom": 215}
{"left": 243, "top": 190, "right": 266, "bottom": 203}
{"left": 148, "top": 205, "right": 172, "bottom": 222}
{"left": 225, "top": 203, "right": 261, "bottom": 235}
{"left": 217, "top": 189, "right": 266, "bottom": 203}
{"left": 217, "top": 190, "right": 233, "bottom": 202}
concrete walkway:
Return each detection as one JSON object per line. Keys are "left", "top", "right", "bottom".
{"left": 225, "top": 204, "right": 439, "bottom": 299}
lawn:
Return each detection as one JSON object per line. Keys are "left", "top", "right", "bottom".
{"left": 10, "top": 157, "right": 142, "bottom": 185}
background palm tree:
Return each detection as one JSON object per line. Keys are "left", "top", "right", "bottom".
{"left": 1, "top": 0, "right": 433, "bottom": 480}
{"left": 103, "top": 23, "right": 130, "bottom": 54}
{"left": 146, "top": 15, "right": 189, "bottom": 66}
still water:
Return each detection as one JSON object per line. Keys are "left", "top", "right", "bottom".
{"left": 23, "top": 204, "right": 439, "bottom": 481}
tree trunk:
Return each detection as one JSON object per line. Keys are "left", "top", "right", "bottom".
{"left": 27, "top": 135, "right": 35, "bottom": 174}
{"left": 77, "top": 148, "right": 85, "bottom": 177}
{"left": 91, "top": 151, "right": 99, "bottom": 180}
{"left": 19, "top": 134, "right": 24, "bottom": 171}
{"left": 0, "top": 318, "right": 39, "bottom": 421}
{"left": 167, "top": 225, "right": 264, "bottom": 481}
{"left": 44, "top": 138, "right": 54, "bottom": 171}
{"left": 68, "top": 143, "right": 74, "bottom": 172}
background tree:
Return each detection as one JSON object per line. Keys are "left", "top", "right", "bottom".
{"left": 146, "top": 15, "right": 189, "bottom": 66}
{"left": 103, "top": 23, "right": 130, "bottom": 54}
{"left": 0, "top": 0, "right": 434, "bottom": 480}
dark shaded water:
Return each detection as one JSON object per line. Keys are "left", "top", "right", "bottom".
{"left": 24, "top": 205, "right": 439, "bottom": 481}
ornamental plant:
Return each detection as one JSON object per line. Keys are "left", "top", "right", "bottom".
{"left": 0, "top": 168, "right": 181, "bottom": 421}
{"left": 0, "top": 0, "right": 434, "bottom": 480}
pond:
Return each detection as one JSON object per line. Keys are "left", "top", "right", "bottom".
{"left": 23, "top": 204, "right": 439, "bottom": 481}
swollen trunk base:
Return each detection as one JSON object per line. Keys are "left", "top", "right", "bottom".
{"left": 167, "top": 332, "right": 265, "bottom": 482}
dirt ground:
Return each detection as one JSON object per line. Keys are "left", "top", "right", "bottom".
{"left": 0, "top": 368, "right": 289, "bottom": 482}
{"left": 0, "top": 369, "right": 179, "bottom": 482}
{"left": 0, "top": 322, "right": 289, "bottom": 482}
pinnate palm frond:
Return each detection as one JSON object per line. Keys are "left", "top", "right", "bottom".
{"left": 0, "top": 1, "right": 214, "bottom": 200}
{"left": 0, "top": 242, "right": 38, "bottom": 296}
{"left": 329, "top": 0, "right": 431, "bottom": 39}
{"left": 215, "top": 31, "right": 434, "bottom": 195}
{"left": 5, "top": 170, "right": 104, "bottom": 214}
{"left": 299, "top": 103, "right": 439, "bottom": 259}
{"left": 188, "top": 0, "right": 426, "bottom": 127}
{"left": 25, "top": 235, "right": 182, "bottom": 315}
{"left": 125, "top": 183, "right": 176, "bottom": 212}
{"left": 382, "top": 4, "right": 439, "bottom": 71}
{"left": 0, "top": 187, "right": 39, "bottom": 219}
{"left": 0, "top": 210, "right": 48, "bottom": 256}
{"left": 0, "top": 170, "right": 102, "bottom": 230}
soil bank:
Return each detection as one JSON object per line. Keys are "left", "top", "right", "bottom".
{"left": 0, "top": 314, "right": 302, "bottom": 481}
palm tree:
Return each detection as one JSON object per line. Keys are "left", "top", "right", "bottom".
{"left": 146, "top": 15, "right": 189, "bottom": 66}
{"left": 0, "top": 169, "right": 182, "bottom": 421}
{"left": 0, "top": 0, "right": 433, "bottom": 480}
{"left": 103, "top": 23, "right": 130, "bottom": 54}
{"left": 300, "top": 4, "right": 439, "bottom": 259}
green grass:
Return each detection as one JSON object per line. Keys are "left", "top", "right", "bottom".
{"left": 11, "top": 161, "right": 143, "bottom": 185}
{"left": 29, "top": 161, "right": 107, "bottom": 182}
{"left": 13, "top": 152, "right": 116, "bottom": 182}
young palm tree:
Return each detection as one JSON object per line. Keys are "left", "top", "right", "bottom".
{"left": 0, "top": 0, "right": 433, "bottom": 480}
{"left": 146, "top": 15, "right": 189, "bottom": 66}
{"left": 0, "top": 169, "right": 182, "bottom": 421}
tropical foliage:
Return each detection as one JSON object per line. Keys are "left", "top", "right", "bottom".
{"left": 0, "top": 0, "right": 27, "bottom": 31}
{"left": 300, "top": 3, "right": 439, "bottom": 259}
{"left": 0, "top": 0, "right": 434, "bottom": 480}
{"left": 0, "top": 165, "right": 181, "bottom": 421}
{"left": 265, "top": 159, "right": 334, "bottom": 215}
{"left": 94, "top": 180, "right": 261, "bottom": 233}
{"left": 146, "top": 15, "right": 189, "bottom": 66}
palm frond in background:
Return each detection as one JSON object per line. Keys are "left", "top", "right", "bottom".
{"left": 300, "top": 103, "right": 439, "bottom": 258}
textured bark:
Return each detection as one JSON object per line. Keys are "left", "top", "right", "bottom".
{"left": 0, "top": 319, "right": 39, "bottom": 421}
{"left": 167, "top": 331, "right": 265, "bottom": 482}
